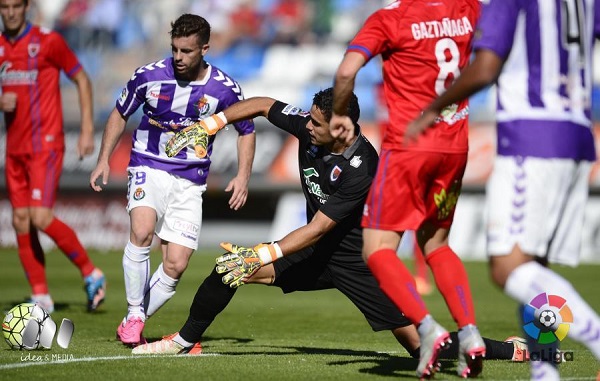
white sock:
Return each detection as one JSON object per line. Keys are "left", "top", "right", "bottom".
{"left": 531, "top": 361, "right": 559, "bottom": 381}
{"left": 505, "top": 261, "right": 600, "bottom": 360}
{"left": 123, "top": 241, "right": 151, "bottom": 319}
{"left": 417, "top": 314, "right": 434, "bottom": 335}
{"left": 172, "top": 333, "right": 194, "bottom": 348}
{"left": 144, "top": 263, "right": 179, "bottom": 317}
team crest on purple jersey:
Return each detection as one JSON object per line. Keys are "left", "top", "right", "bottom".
{"left": 195, "top": 96, "right": 210, "bottom": 117}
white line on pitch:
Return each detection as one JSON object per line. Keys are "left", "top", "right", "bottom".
{"left": 0, "top": 353, "right": 219, "bottom": 370}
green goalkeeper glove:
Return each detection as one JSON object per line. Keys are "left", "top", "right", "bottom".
{"left": 215, "top": 242, "right": 283, "bottom": 288}
{"left": 165, "top": 112, "right": 227, "bottom": 158}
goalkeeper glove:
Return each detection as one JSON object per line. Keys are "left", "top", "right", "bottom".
{"left": 165, "top": 112, "right": 227, "bottom": 158}
{"left": 215, "top": 242, "right": 283, "bottom": 288}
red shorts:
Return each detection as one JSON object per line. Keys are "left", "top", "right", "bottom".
{"left": 362, "top": 149, "right": 467, "bottom": 231}
{"left": 5, "top": 149, "right": 64, "bottom": 208}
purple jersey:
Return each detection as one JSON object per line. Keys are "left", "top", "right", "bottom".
{"left": 474, "top": 0, "right": 599, "bottom": 161}
{"left": 116, "top": 58, "right": 255, "bottom": 184}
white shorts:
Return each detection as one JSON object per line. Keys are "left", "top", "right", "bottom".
{"left": 126, "top": 166, "right": 206, "bottom": 250}
{"left": 486, "top": 156, "right": 591, "bottom": 266}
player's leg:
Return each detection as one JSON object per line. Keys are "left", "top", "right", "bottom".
{"left": 118, "top": 166, "right": 165, "bottom": 345}
{"left": 28, "top": 149, "right": 105, "bottom": 311}
{"left": 364, "top": 228, "right": 451, "bottom": 376}
{"left": 363, "top": 150, "right": 452, "bottom": 378}
{"left": 133, "top": 247, "right": 299, "bottom": 354}
{"left": 412, "top": 236, "right": 432, "bottom": 295}
{"left": 143, "top": 241, "right": 193, "bottom": 317}
{"left": 417, "top": 152, "right": 485, "bottom": 377}
{"left": 133, "top": 264, "right": 241, "bottom": 354}
{"left": 6, "top": 153, "right": 53, "bottom": 312}
{"left": 118, "top": 205, "right": 154, "bottom": 345}
{"left": 489, "top": 158, "right": 600, "bottom": 371}
{"left": 133, "top": 263, "right": 279, "bottom": 354}
{"left": 145, "top": 175, "right": 206, "bottom": 318}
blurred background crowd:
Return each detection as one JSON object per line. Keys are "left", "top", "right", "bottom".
{"left": 30, "top": 0, "right": 391, "bottom": 124}
{"left": 2, "top": 0, "right": 600, "bottom": 259}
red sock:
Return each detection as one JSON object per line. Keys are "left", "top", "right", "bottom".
{"left": 17, "top": 232, "right": 48, "bottom": 294}
{"left": 43, "top": 218, "right": 95, "bottom": 277}
{"left": 426, "top": 246, "right": 476, "bottom": 328}
{"left": 367, "top": 249, "right": 429, "bottom": 324}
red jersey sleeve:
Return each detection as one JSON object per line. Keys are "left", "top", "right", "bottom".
{"left": 347, "top": 11, "right": 395, "bottom": 62}
{"left": 46, "top": 31, "right": 82, "bottom": 78}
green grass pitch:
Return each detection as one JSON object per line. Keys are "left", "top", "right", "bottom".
{"left": 0, "top": 248, "right": 598, "bottom": 380}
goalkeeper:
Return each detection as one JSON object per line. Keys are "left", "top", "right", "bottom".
{"left": 133, "top": 88, "right": 524, "bottom": 362}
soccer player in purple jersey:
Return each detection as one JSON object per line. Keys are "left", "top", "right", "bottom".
{"left": 89, "top": 14, "right": 255, "bottom": 347}
{"left": 407, "top": 1, "right": 600, "bottom": 379}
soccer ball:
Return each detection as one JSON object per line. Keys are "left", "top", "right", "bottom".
{"left": 539, "top": 310, "right": 557, "bottom": 328}
{"left": 2, "top": 303, "right": 50, "bottom": 350}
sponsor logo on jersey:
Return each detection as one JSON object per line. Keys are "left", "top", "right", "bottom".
{"left": 350, "top": 156, "right": 362, "bottom": 168}
{"left": 27, "top": 43, "right": 40, "bottom": 58}
{"left": 118, "top": 87, "right": 128, "bottom": 106}
{"left": 150, "top": 91, "right": 171, "bottom": 101}
{"left": 330, "top": 165, "right": 342, "bottom": 182}
{"left": 281, "top": 104, "right": 302, "bottom": 115}
{"left": 434, "top": 104, "right": 469, "bottom": 126}
{"left": 0, "top": 62, "right": 38, "bottom": 85}
{"left": 302, "top": 167, "right": 328, "bottom": 204}
{"left": 433, "top": 181, "right": 460, "bottom": 220}
{"left": 133, "top": 187, "right": 145, "bottom": 201}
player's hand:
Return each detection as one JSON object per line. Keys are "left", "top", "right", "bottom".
{"left": 0, "top": 92, "right": 17, "bottom": 113}
{"left": 225, "top": 176, "right": 249, "bottom": 211}
{"left": 165, "top": 123, "right": 210, "bottom": 158}
{"left": 215, "top": 242, "right": 264, "bottom": 288}
{"left": 329, "top": 113, "right": 355, "bottom": 144}
{"left": 77, "top": 126, "right": 95, "bottom": 160}
{"left": 404, "top": 109, "right": 439, "bottom": 145}
{"left": 89, "top": 161, "right": 110, "bottom": 192}
{"left": 165, "top": 113, "right": 227, "bottom": 158}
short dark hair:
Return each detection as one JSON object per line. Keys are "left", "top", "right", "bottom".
{"left": 312, "top": 87, "right": 360, "bottom": 124}
{"left": 312, "top": 88, "right": 360, "bottom": 132}
{"left": 170, "top": 14, "right": 211, "bottom": 45}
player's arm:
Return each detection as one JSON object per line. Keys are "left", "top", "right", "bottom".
{"left": 331, "top": 51, "right": 365, "bottom": 143}
{"left": 220, "top": 98, "right": 275, "bottom": 210}
{"left": 166, "top": 97, "right": 276, "bottom": 158}
{"left": 405, "top": 48, "right": 503, "bottom": 142}
{"left": 277, "top": 211, "right": 336, "bottom": 254}
{"left": 216, "top": 211, "right": 337, "bottom": 288}
{"left": 89, "top": 108, "right": 128, "bottom": 192}
{"left": 226, "top": 132, "right": 255, "bottom": 210}
{"left": 71, "top": 69, "right": 95, "bottom": 159}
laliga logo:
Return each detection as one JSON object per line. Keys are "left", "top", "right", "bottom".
{"left": 522, "top": 293, "right": 573, "bottom": 344}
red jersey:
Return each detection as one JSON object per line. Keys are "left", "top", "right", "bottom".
{"left": 0, "top": 23, "right": 82, "bottom": 154}
{"left": 347, "top": 0, "right": 480, "bottom": 153}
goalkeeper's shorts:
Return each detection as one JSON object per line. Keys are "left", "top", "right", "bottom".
{"left": 272, "top": 246, "right": 412, "bottom": 331}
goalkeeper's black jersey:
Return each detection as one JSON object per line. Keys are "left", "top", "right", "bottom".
{"left": 267, "top": 101, "right": 379, "bottom": 257}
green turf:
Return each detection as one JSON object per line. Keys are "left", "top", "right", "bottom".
{"left": 0, "top": 248, "right": 598, "bottom": 380}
